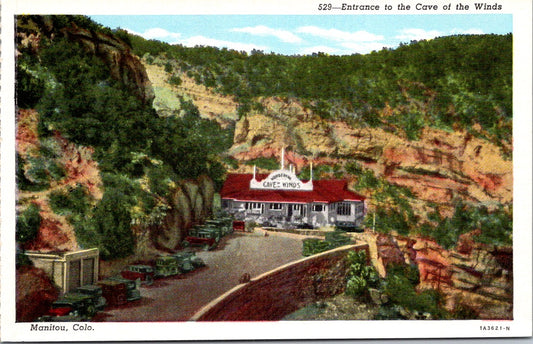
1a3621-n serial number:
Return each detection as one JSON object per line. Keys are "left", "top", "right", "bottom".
{"left": 318, "top": 3, "right": 332, "bottom": 10}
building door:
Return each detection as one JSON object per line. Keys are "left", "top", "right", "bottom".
{"left": 287, "top": 204, "right": 293, "bottom": 219}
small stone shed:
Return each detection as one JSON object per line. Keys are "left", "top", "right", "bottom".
{"left": 25, "top": 248, "right": 99, "bottom": 294}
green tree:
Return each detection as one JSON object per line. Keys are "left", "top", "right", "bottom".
{"left": 16, "top": 203, "right": 41, "bottom": 244}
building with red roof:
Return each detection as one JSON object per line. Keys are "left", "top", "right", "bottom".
{"left": 220, "top": 150, "right": 366, "bottom": 229}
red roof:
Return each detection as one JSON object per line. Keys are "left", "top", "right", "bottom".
{"left": 220, "top": 173, "right": 365, "bottom": 204}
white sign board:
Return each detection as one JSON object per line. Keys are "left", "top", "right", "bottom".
{"left": 250, "top": 170, "right": 313, "bottom": 191}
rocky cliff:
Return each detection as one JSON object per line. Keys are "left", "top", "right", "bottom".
{"left": 229, "top": 107, "right": 512, "bottom": 207}
{"left": 354, "top": 231, "right": 512, "bottom": 319}
{"left": 17, "top": 16, "right": 154, "bottom": 105}
{"left": 16, "top": 17, "right": 217, "bottom": 258}
{"left": 155, "top": 67, "right": 512, "bottom": 210}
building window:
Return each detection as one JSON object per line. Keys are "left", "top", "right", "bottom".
{"left": 292, "top": 204, "right": 302, "bottom": 215}
{"left": 246, "top": 202, "right": 264, "bottom": 214}
{"left": 312, "top": 204, "right": 324, "bottom": 212}
{"left": 336, "top": 202, "right": 351, "bottom": 216}
{"left": 269, "top": 203, "right": 283, "bottom": 210}
{"left": 246, "top": 202, "right": 262, "bottom": 210}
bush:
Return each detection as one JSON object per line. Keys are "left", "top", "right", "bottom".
{"left": 346, "top": 275, "right": 367, "bottom": 297}
{"left": 380, "top": 264, "right": 448, "bottom": 319}
{"left": 16, "top": 250, "right": 34, "bottom": 268}
{"left": 75, "top": 186, "right": 135, "bottom": 260}
{"left": 345, "top": 250, "right": 380, "bottom": 298}
{"left": 302, "top": 238, "right": 331, "bottom": 257}
{"left": 16, "top": 64, "right": 45, "bottom": 109}
{"left": 169, "top": 74, "right": 182, "bottom": 87}
{"left": 386, "top": 263, "right": 420, "bottom": 287}
{"left": 245, "top": 221, "right": 258, "bottom": 232}
{"left": 324, "top": 231, "right": 352, "bottom": 247}
{"left": 48, "top": 184, "right": 92, "bottom": 218}
{"left": 421, "top": 200, "right": 512, "bottom": 249}
{"left": 16, "top": 203, "right": 41, "bottom": 244}
{"left": 23, "top": 157, "right": 50, "bottom": 190}
{"left": 375, "top": 305, "right": 408, "bottom": 320}
{"left": 71, "top": 174, "right": 140, "bottom": 260}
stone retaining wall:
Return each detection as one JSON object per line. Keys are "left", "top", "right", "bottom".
{"left": 191, "top": 243, "right": 369, "bottom": 321}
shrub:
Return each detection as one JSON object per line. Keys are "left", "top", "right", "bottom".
{"left": 324, "top": 231, "right": 352, "bottom": 247}
{"left": 23, "top": 157, "right": 50, "bottom": 190}
{"left": 346, "top": 275, "right": 367, "bottom": 297}
{"left": 345, "top": 250, "right": 380, "bottom": 298}
{"left": 386, "top": 263, "right": 420, "bottom": 287}
{"left": 75, "top": 186, "right": 135, "bottom": 260}
{"left": 421, "top": 200, "right": 512, "bottom": 249}
{"left": 16, "top": 203, "right": 41, "bottom": 244}
{"left": 302, "top": 238, "right": 331, "bottom": 257}
{"left": 48, "top": 184, "right": 92, "bottom": 218}
{"left": 381, "top": 264, "right": 448, "bottom": 319}
{"left": 169, "top": 74, "right": 182, "bottom": 87}
{"left": 245, "top": 221, "right": 258, "bottom": 232}
{"left": 16, "top": 64, "right": 45, "bottom": 109}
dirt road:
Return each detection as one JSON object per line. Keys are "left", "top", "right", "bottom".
{"left": 94, "top": 232, "right": 304, "bottom": 321}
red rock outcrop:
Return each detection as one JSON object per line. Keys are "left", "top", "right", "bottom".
{"left": 22, "top": 199, "right": 77, "bottom": 252}
{"left": 368, "top": 232, "right": 512, "bottom": 319}
{"left": 17, "top": 109, "right": 103, "bottom": 252}
{"left": 16, "top": 266, "right": 59, "bottom": 322}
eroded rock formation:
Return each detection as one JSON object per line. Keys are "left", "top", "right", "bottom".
{"left": 363, "top": 231, "right": 513, "bottom": 319}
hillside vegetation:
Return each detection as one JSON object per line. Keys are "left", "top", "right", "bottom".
{"left": 130, "top": 32, "right": 512, "bottom": 152}
{"left": 16, "top": 15, "right": 232, "bottom": 259}
{"left": 15, "top": 15, "right": 512, "bottom": 261}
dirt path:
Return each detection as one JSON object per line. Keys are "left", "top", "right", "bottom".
{"left": 93, "top": 232, "right": 304, "bottom": 321}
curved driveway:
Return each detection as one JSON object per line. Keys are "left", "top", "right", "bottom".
{"left": 94, "top": 231, "right": 304, "bottom": 321}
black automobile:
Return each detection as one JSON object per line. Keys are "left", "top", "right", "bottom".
{"left": 76, "top": 284, "right": 107, "bottom": 310}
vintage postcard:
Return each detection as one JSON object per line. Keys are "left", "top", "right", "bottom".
{"left": 1, "top": 0, "right": 531, "bottom": 341}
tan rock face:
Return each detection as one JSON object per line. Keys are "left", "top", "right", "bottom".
{"left": 227, "top": 102, "right": 511, "bottom": 207}
{"left": 142, "top": 61, "right": 238, "bottom": 126}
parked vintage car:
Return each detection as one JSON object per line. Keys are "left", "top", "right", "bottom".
{"left": 182, "top": 232, "right": 217, "bottom": 251}
{"left": 172, "top": 251, "right": 206, "bottom": 273}
{"left": 154, "top": 256, "right": 180, "bottom": 278}
{"left": 232, "top": 220, "right": 245, "bottom": 232}
{"left": 76, "top": 284, "right": 107, "bottom": 310}
{"left": 106, "top": 276, "right": 141, "bottom": 302}
{"left": 96, "top": 280, "right": 128, "bottom": 306}
{"left": 204, "top": 219, "right": 233, "bottom": 235}
{"left": 38, "top": 293, "right": 97, "bottom": 321}
{"left": 120, "top": 265, "right": 155, "bottom": 285}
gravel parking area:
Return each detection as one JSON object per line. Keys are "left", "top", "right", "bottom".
{"left": 93, "top": 231, "right": 304, "bottom": 321}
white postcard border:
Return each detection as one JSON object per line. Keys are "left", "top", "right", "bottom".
{"left": 1, "top": 0, "right": 531, "bottom": 341}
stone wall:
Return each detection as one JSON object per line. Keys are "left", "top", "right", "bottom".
{"left": 191, "top": 243, "right": 369, "bottom": 321}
